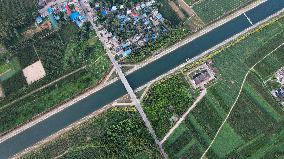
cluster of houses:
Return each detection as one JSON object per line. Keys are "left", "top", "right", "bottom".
{"left": 272, "top": 67, "right": 284, "bottom": 104}
{"left": 93, "top": 0, "right": 168, "bottom": 58}
{"left": 36, "top": 0, "right": 87, "bottom": 28}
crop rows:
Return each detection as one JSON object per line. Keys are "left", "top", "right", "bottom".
{"left": 192, "top": 0, "right": 255, "bottom": 24}
{"left": 164, "top": 15, "right": 284, "bottom": 159}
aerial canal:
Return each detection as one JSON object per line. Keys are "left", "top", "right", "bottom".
{"left": 0, "top": 0, "right": 284, "bottom": 158}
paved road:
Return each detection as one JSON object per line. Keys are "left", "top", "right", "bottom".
{"left": 0, "top": 0, "right": 283, "bottom": 158}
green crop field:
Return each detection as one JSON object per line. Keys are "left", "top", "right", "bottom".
{"left": 0, "top": 57, "right": 21, "bottom": 80}
{"left": 21, "top": 107, "right": 161, "bottom": 159}
{"left": 164, "top": 15, "right": 284, "bottom": 159}
{"left": 0, "top": 24, "right": 111, "bottom": 134}
{"left": 0, "top": 0, "right": 112, "bottom": 136}
{"left": 0, "top": 62, "right": 12, "bottom": 75}
{"left": 142, "top": 74, "right": 198, "bottom": 139}
{"left": 191, "top": 0, "right": 254, "bottom": 24}
{"left": 184, "top": 0, "right": 198, "bottom": 6}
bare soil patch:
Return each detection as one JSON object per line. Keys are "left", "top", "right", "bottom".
{"left": 22, "top": 60, "right": 46, "bottom": 85}
{"left": 169, "top": 1, "right": 186, "bottom": 20}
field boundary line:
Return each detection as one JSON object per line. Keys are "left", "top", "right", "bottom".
{"left": 0, "top": 56, "right": 102, "bottom": 112}
{"left": 0, "top": 57, "right": 105, "bottom": 141}
{"left": 161, "top": 88, "right": 206, "bottom": 144}
{"left": 200, "top": 42, "right": 284, "bottom": 158}
{"left": 0, "top": 65, "right": 86, "bottom": 112}
{"left": 191, "top": 0, "right": 205, "bottom": 7}
{"left": 103, "top": 66, "right": 115, "bottom": 84}
{"left": 139, "top": 81, "right": 154, "bottom": 101}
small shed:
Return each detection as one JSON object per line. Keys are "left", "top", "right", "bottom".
{"left": 123, "top": 48, "right": 132, "bottom": 57}
{"left": 36, "top": 16, "right": 43, "bottom": 24}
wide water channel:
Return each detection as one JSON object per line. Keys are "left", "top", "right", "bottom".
{"left": 1, "top": 0, "right": 284, "bottom": 158}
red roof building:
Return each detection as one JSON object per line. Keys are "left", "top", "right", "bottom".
{"left": 131, "top": 11, "right": 139, "bottom": 17}
{"left": 65, "top": 4, "right": 72, "bottom": 15}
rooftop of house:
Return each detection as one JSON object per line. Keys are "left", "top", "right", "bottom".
{"left": 274, "top": 88, "right": 284, "bottom": 98}
{"left": 36, "top": 16, "right": 43, "bottom": 24}
{"left": 70, "top": 11, "right": 80, "bottom": 21}
{"left": 276, "top": 67, "right": 284, "bottom": 84}
{"left": 193, "top": 70, "right": 211, "bottom": 85}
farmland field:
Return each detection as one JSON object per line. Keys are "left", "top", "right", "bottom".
{"left": 0, "top": 0, "right": 112, "bottom": 136}
{"left": 0, "top": 23, "right": 111, "bottom": 134}
{"left": 0, "top": 57, "right": 21, "bottom": 81}
{"left": 21, "top": 107, "right": 161, "bottom": 159}
{"left": 191, "top": 0, "right": 254, "bottom": 24}
{"left": 184, "top": 0, "right": 198, "bottom": 6}
{"left": 142, "top": 73, "right": 198, "bottom": 139}
{"left": 164, "top": 15, "right": 284, "bottom": 158}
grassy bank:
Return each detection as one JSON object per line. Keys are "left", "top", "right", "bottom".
{"left": 21, "top": 107, "right": 161, "bottom": 159}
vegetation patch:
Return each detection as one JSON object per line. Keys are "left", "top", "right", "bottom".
{"left": 0, "top": 0, "right": 37, "bottom": 44}
{"left": 0, "top": 57, "right": 21, "bottom": 81}
{"left": 0, "top": 21, "right": 111, "bottom": 134}
{"left": 21, "top": 107, "right": 161, "bottom": 159}
{"left": 124, "top": 27, "right": 189, "bottom": 63}
{"left": 191, "top": 0, "right": 254, "bottom": 24}
{"left": 142, "top": 74, "right": 197, "bottom": 138}
{"left": 211, "top": 123, "right": 244, "bottom": 157}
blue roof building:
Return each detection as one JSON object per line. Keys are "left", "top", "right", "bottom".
{"left": 122, "top": 43, "right": 130, "bottom": 48}
{"left": 70, "top": 11, "right": 80, "bottom": 22}
{"left": 47, "top": 7, "right": 58, "bottom": 29}
{"left": 36, "top": 16, "right": 43, "bottom": 24}
{"left": 75, "top": 20, "right": 83, "bottom": 27}
{"left": 101, "top": 10, "right": 107, "bottom": 16}
{"left": 69, "top": 12, "right": 85, "bottom": 27}
{"left": 156, "top": 13, "right": 162, "bottom": 20}
{"left": 276, "top": 88, "right": 284, "bottom": 97}
{"left": 152, "top": 33, "right": 157, "bottom": 40}
{"left": 48, "top": 7, "right": 54, "bottom": 14}
{"left": 79, "top": 15, "right": 85, "bottom": 21}
{"left": 144, "top": 20, "right": 150, "bottom": 25}
{"left": 55, "top": 15, "right": 60, "bottom": 20}
{"left": 123, "top": 48, "right": 132, "bottom": 57}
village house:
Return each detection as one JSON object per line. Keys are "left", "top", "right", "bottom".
{"left": 38, "top": 0, "right": 87, "bottom": 28}
{"left": 271, "top": 67, "right": 284, "bottom": 104}
{"left": 93, "top": 0, "right": 168, "bottom": 58}
{"left": 188, "top": 62, "right": 215, "bottom": 89}
{"left": 276, "top": 67, "right": 284, "bottom": 85}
